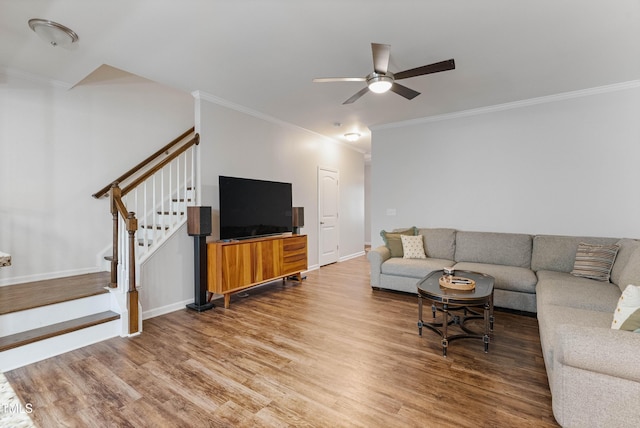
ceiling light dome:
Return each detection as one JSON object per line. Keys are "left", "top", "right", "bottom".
{"left": 367, "top": 73, "right": 393, "bottom": 93}
{"left": 28, "top": 19, "right": 79, "bottom": 47}
{"left": 344, "top": 133, "right": 361, "bottom": 142}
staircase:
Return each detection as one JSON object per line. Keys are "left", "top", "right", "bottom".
{"left": 0, "top": 273, "right": 120, "bottom": 372}
{"left": 0, "top": 127, "right": 200, "bottom": 372}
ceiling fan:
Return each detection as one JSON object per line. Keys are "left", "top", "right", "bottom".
{"left": 313, "top": 43, "right": 455, "bottom": 105}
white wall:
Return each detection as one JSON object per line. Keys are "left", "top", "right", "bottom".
{"left": 371, "top": 84, "right": 640, "bottom": 247}
{"left": 0, "top": 71, "right": 194, "bottom": 286}
{"left": 364, "top": 163, "right": 372, "bottom": 245}
{"left": 139, "top": 223, "right": 194, "bottom": 318}
{"left": 196, "top": 95, "right": 365, "bottom": 267}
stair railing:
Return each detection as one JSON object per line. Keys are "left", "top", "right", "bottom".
{"left": 93, "top": 127, "right": 199, "bottom": 335}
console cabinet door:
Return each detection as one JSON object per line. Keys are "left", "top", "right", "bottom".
{"left": 220, "top": 242, "right": 253, "bottom": 292}
{"left": 253, "top": 239, "right": 283, "bottom": 282}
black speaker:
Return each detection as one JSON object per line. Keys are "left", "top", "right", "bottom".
{"left": 187, "top": 206, "right": 212, "bottom": 236}
{"left": 292, "top": 207, "right": 304, "bottom": 234}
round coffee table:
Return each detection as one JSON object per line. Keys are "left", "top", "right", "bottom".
{"left": 417, "top": 269, "right": 494, "bottom": 357}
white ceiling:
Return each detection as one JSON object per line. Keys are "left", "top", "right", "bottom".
{"left": 2, "top": 1, "right": 639, "bottom": 155}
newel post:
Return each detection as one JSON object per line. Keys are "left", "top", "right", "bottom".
{"left": 108, "top": 183, "right": 120, "bottom": 288}
{"left": 126, "top": 211, "right": 139, "bottom": 335}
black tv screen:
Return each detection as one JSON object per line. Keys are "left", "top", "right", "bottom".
{"left": 219, "top": 176, "right": 293, "bottom": 240}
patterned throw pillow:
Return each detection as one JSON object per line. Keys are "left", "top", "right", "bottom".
{"left": 380, "top": 227, "right": 416, "bottom": 258}
{"left": 611, "top": 284, "right": 640, "bottom": 332}
{"left": 401, "top": 235, "right": 426, "bottom": 259}
{"left": 570, "top": 242, "right": 620, "bottom": 282}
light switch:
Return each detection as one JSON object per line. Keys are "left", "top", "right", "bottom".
{"left": 386, "top": 208, "right": 396, "bottom": 216}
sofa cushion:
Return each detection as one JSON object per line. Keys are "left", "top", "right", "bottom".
{"left": 381, "top": 257, "right": 454, "bottom": 278}
{"left": 570, "top": 242, "right": 619, "bottom": 282}
{"left": 417, "top": 228, "right": 456, "bottom": 260}
{"left": 453, "top": 262, "right": 537, "bottom": 293}
{"left": 454, "top": 231, "right": 532, "bottom": 268}
{"left": 531, "top": 235, "right": 619, "bottom": 273}
{"left": 401, "top": 235, "right": 426, "bottom": 259}
{"left": 612, "top": 284, "right": 640, "bottom": 331}
{"left": 380, "top": 227, "right": 416, "bottom": 258}
{"left": 536, "top": 271, "right": 621, "bottom": 313}
{"left": 619, "top": 246, "right": 640, "bottom": 293}
{"left": 537, "top": 305, "right": 615, "bottom": 370}
{"left": 610, "top": 238, "right": 640, "bottom": 286}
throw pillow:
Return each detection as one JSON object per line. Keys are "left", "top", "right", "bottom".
{"left": 570, "top": 242, "right": 620, "bottom": 282}
{"left": 380, "top": 227, "right": 416, "bottom": 258}
{"left": 401, "top": 235, "right": 426, "bottom": 259}
{"left": 611, "top": 284, "right": 640, "bottom": 332}
{"left": 610, "top": 238, "right": 640, "bottom": 286}
{"left": 618, "top": 246, "right": 640, "bottom": 293}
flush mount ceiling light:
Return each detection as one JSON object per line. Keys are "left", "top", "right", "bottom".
{"left": 344, "top": 133, "right": 361, "bottom": 142}
{"left": 366, "top": 72, "right": 393, "bottom": 94}
{"left": 28, "top": 19, "right": 79, "bottom": 47}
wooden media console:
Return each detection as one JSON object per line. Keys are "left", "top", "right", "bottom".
{"left": 207, "top": 234, "right": 307, "bottom": 308}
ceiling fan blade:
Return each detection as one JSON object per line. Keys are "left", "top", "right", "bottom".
{"left": 394, "top": 59, "right": 455, "bottom": 80}
{"left": 313, "top": 77, "right": 366, "bottom": 83}
{"left": 390, "top": 83, "right": 420, "bottom": 100}
{"left": 342, "top": 87, "right": 370, "bottom": 105}
{"left": 371, "top": 43, "right": 391, "bottom": 74}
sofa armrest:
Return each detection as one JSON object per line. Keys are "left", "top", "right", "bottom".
{"left": 367, "top": 245, "right": 391, "bottom": 287}
{"left": 555, "top": 324, "right": 640, "bottom": 383}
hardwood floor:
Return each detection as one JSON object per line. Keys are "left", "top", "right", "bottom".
{"left": 5, "top": 256, "right": 558, "bottom": 427}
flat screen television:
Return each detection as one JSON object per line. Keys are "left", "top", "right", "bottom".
{"left": 219, "top": 175, "right": 292, "bottom": 240}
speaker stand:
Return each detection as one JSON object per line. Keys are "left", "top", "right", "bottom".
{"left": 186, "top": 235, "right": 215, "bottom": 312}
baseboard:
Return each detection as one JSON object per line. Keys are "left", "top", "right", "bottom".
{"left": 339, "top": 251, "right": 366, "bottom": 262}
{"left": 305, "top": 264, "right": 320, "bottom": 272}
{"left": 142, "top": 299, "right": 194, "bottom": 320}
{"left": 0, "top": 266, "right": 104, "bottom": 287}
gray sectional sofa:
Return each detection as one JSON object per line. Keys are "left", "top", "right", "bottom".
{"left": 367, "top": 228, "right": 640, "bottom": 427}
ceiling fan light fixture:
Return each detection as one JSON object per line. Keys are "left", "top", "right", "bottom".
{"left": 344, "top": 133, "right": 361, "bottom": 142}
{"left": 367, "top": 73, "right": 393, "bottom": 94}
{"left": 28, "top": 19, "right": 79, "bottom": 47}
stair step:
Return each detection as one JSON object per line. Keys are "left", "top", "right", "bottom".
{"left": 157, "top": 211, "right": 185, "bottom": 216}
{"left": 0, "top": 272, "right": 110, "bottom": 315}
{"left": 0, "top": 311, "right": 120, "bottom": 352}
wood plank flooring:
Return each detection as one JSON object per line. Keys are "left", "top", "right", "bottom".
{"left": 4, "top": 256, "right": 558, "bottom": 427}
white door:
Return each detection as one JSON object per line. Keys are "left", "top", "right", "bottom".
{"left": 318, "top": 167, "right": 339, "bottom": 266}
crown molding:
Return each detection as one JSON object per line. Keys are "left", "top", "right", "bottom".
{"left": 0, "top": 66, "right": 72, "bottom": 89}
{"left": 372, "top": 80, "right": 640, "bottom": 131}
{"left": 192, "top": 90, "right": 366, "bottom": 154}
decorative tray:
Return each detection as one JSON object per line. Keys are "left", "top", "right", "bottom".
{"left": 439, "top": 275, "right": 476, "bottom": 290}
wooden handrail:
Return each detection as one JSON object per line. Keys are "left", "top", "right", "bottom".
{"left": 121, "top": 134, "right": 199, "bottom": 197}
{"left": 92, "top": 127, "right": 195, "bottom": 199}
{"left": 113, "top": 195, "right": 129, "bottom": 220}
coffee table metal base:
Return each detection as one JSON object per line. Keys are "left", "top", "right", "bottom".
{"left": 418, "top": 297, "right": 494, "bottom": 357}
